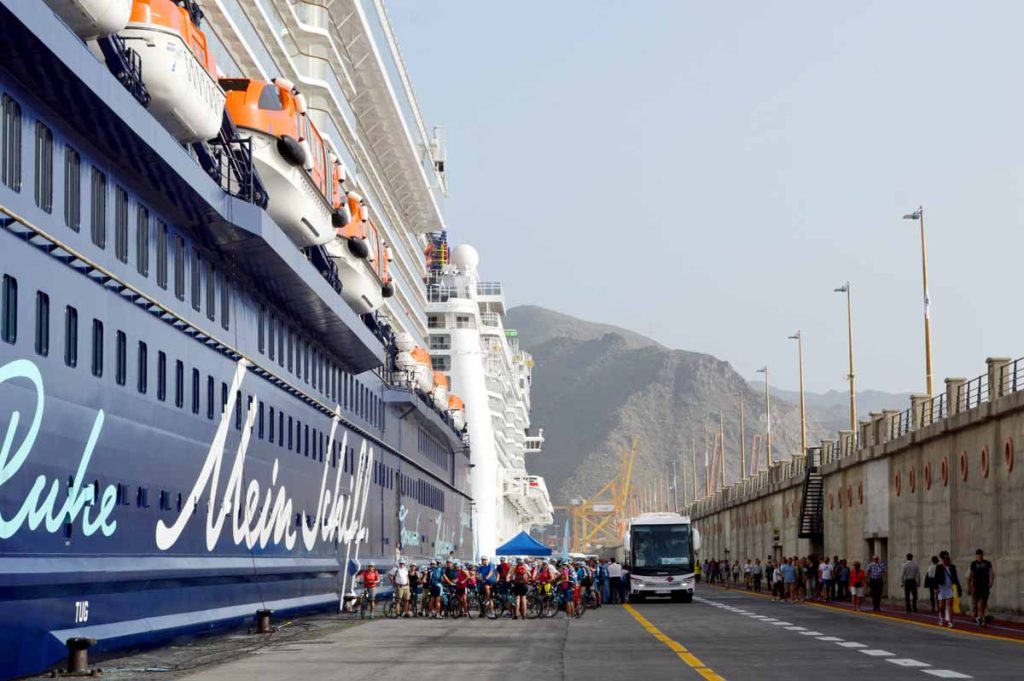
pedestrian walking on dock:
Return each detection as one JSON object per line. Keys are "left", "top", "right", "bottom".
{"left": 607, "top": 558, "right": 622, "bottom": 604}
{"left": 866, "top": 555, "right": 886, "bottom": 612}
{"left": 935, "top": 550, "right": 962, "bottom": 628}
{"left": 849, "top": 561, "right": 866, "bottom": 611}
{"left": 751, "top": 558, "right": 763, "bottom": 592}
{"left": 925, "top": 556, "right": 939, "bottom": 613}
{"left": 771, "top": 560, "right": 785, "bottom": 602}
{"left": 900, "top": 553, "right": 920, "bottom": 613}
{"left": 390, "top": 560, "right": 411, "bottom": 617}
{"left": 968, "top": 548, "right": 995, "bottom": 627}
{"left": 836, "top": 559, "right": 850, "bottom": 601}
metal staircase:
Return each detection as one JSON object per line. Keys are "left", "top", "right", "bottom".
{"left": 798, "top": 447, "right": 824, "bottom": 540}
{"left": 96, "top": 35, "right": 150, "bottom": 108}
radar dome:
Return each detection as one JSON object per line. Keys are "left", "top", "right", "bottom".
{"left": 451, "top": 244, "right": 479, "bottom": 271}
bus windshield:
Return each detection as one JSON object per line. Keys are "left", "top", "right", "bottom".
{"left": 631, "top": 524, "right": 691, "bottom": 570}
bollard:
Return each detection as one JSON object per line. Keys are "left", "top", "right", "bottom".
{"left": 65, "top": 637, "right": 97, "bottom": 676}
{"left": 255, "top": 609, "right": 273, "bottom": 634}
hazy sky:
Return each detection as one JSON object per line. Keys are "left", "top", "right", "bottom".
{"left": 388, "top": 1, "right": 1024, "bottom": 394}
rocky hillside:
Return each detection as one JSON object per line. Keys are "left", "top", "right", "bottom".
{"left": 507, "top": 305, "right": 824, "bottom": 505}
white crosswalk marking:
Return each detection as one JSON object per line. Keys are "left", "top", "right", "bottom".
{"left": 860, "top": 649, "right": 894, "bottom": 657}
{"left": 836, "top": 641, "right": 867, "bottom": 648}
{"left": 886, "top": 658, "right": 930, "bottom": 668}
{"left": 816, "top": 636, "right": 843, "bottom": 642}
{"left": 786, "top": 626, "right": 806, "bottom": 631}
{"left": 922, "top": 672, "right": 972, "bottom": 679}
{"left": 799, "top": 631, "right": 824, "bottom": 636}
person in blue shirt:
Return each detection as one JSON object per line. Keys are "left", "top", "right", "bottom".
{"left": 427, "top": 560, "right": 444, "bottom": 618}
{"left": 477, "top": 556, "right": 497, "bottom": 614}
{"left": 780, "top": 558, "right": 797, "bottom": 602}
{"left": 596, "top": 559, "right": 609, "bottom": 607}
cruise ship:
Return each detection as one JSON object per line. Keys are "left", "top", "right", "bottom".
{"left": 0, "top": 0, "right": 548, "bottom": 677}
{"left": 420, "top": 234, "right": 553, "bottom": 557}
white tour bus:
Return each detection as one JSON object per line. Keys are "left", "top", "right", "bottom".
{"left": 625, "top": 512, "right": 701, "bottom": 602}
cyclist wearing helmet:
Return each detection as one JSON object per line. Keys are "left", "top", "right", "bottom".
{"left": 427, "top": 560, "right": 444, "bottom": 618}
{"left": 477, "top": 556, "right": 497, "bottom": 614}
{"left": 535, "top": 560, "right": 555, "bottom": 597}
{"left": 358, "top": 562, "right": 381, "bottom": 619}
{"left": 556, "top": 561, "right": 576, "bottom": 619}
{"left": 511, "top": 557, "right": 530, "bottom": 620}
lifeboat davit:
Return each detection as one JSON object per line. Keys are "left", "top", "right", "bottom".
{"left": 325, "top": 193, "right": 396, "bottom": 314}
{"left": 221, "top": 77, "right": 336, "bottom": 247}
{"left": 120, "top": 0, "right": 225, "bottom": 143}
{"left": 43, "top": 0, "right": 131, "bottom": 39}
{"left": 431, "top": 372, "right": 450, "bottom": 411}
{"left": 448, "top": 394, "right": 465, "bottom": 431}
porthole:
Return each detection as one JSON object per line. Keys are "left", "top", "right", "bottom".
{"left": 909, "top": 467, "right": 917, "bottom": 493}
{"left": 894, "top": 471, "right": 902, "bottom": 496}
{"left": 941, "top": 458, "right": 949, "bottom": 487}
{"left": 1006, "top": 438, "right": 1014, "bottom": 472}
{"left": 960, "top": 451, "right": 969, "bottom": 481}
{"left": 981, "top": 446, "right": 990, "bottom": 478}
{"left": 924, "top": 462, "right": 932, "bottom": 490}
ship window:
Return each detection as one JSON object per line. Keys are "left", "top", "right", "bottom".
{"left": 287, "top": 328, "right": 294, "bottom": 372}
{"left": 257, "top": 305, "right": 265, "bottom": 354}
{"left": 304, "top": 342, "right": 310, "bottom": 383}
{"left": 137, "top": 341, "right": 147, "bottom": 394}
{"left": 258, "top": 401, "right": 264, "bottom": 439}
{"left": 192, "top": 370, "right": 200, "bottom": 415}
{"left": 278, "top": 411, "right": 284, "bottom": 447}
{"left": 277, "top": 320, "right": 284, "bottom": 366}
{"left": 205, "top": 261, "right": 215, "bottom": 321}
{"left": 34, "top": 291, "right": 48, "bottom": 356}
{"left": 258, "top": 84, "right": 284, "bottom": 111}
{"left": 64, "top": 146, "right": 81, "bottom": 231}
{"left": 157, "top": 351, "right": 166, "bottom": 401}
{"left": 220, "top": 276, "right": 229, "bottom": 331}
{"left": 207, "top": 376, "right": 214, "bottom": 419}
{"left": 219, "top": 78, "right": 250, "bottom": 92}
{"left": 1, "top": 275, "right": 15, "bottom": 345}
{"left": 234, "top": 390, "right": 241, "bottom": 430}
{"left": 90, "top": 168, "right": 106, "bottom": 248}
{"left": 268, "top": 406, "right": 275, "bottom": 442}
{"left": 115, "top": 330, "right": 126, "bottom": 386}
{"left": 156, "top": 221, "right": 168, "bottom": 288}
{"left": 191, "top": 248, "right": 201, "bottom": 311}
{"left": 136, "top": 205, "right": 149, "bottom": 276}
{"left": 304, "top": 424, "right": 309, "bottom": 457}
{"left": 90, "top": 319, "right": 102, "bottom": 376}
{"left": 1, "top": 94, "right": 21, "bottom": 192}
{"left": 114, "top": 186, "right": 128, "bottom": 263}
{"left": 287, "top": 416, "right": 293, "bottom": 450}
{"left": 174, "top": 360, "right": 184, "bottom": 408}
{"left": 429, "top": 334, "right": 450, "bottom": 351}
{"left": 431, "top": 356, "right": 449, "bottom": 371}
{"left": 64, "top": 306, "right": 78, "bottom": 368}
{"left": 34, "top": 122, "right": 53, "bottom": 213}
{"left": 173, "top": 235, "right": 185, "bottom": 300}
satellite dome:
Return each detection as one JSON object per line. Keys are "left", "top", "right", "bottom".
{"left": 451, "top": 244, "right": 479, "bottom": 271}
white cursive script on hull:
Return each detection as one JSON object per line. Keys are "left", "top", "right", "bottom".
{"left": 0, "top": 359, "right": 117, "bottom": 539}
{"left": 155, "top": 360, "right": 373, "bottom": 553}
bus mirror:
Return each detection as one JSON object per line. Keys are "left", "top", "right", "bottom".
{"left": 692, "top": 527, "right": 701, "bottom": 552}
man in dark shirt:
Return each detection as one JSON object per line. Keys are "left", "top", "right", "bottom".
{"left": 968, "top": 548, "right": 995, "bottom": 627}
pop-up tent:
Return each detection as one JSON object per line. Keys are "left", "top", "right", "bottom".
{"left": 494, "top": 531, "right": 552, "bottom": 557}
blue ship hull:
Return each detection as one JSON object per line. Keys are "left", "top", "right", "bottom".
{"left": 0, "top": 3, "right": 472, "bottom": 678}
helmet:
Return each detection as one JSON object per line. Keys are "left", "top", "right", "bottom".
{"left": 481, "top": 556, "right": 489, "bottom": 561}
{"left": 500, "top": 557, "right": 507, "bottom": 563}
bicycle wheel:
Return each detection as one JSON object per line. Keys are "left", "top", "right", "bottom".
{"left": 526, "top": 595, "right": 543, "bottom": 619}
{"left": 483, "top": 595, "right": 498, "bottom": 620}
{"left": 543, "top": 595, "right": 559, "bottom": 618}
{"left": 573, "top": 598, "right": 586, "bottom": 618}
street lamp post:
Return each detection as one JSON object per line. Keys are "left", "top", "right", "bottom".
{"left": 756, "top": 366, "right": 772, "bottom": 467}
{"left": 902, "top": 207, "right": 934, "bottom": 397}
{"left": 739, "top": 393, "right": 746, "bottom": 481}
{"left": 835, "top": 282, "right": 857, "bottom": 430}
{"left": 788, "top": 331, "right": 807, "bottom": 457}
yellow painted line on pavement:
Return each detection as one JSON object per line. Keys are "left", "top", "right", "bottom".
{"left": 623, "top": 603, "right": 726, "bottom": 681}
{"left": 701, "top": 584, "right": 1024, "bottom": 646}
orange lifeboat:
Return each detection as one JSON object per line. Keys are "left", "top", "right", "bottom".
{"left": 325, "top": 192, "right": 395, "bottom": 314}
{"left": 220, "top": 77, "right": 338, "bottom": 248}
{"left": 448, "top": 394, "right": 466, "bottom": 431}
{"left": 120, "top": 0, "right": 225, "bottom": 143}
{"left": 431, "top": 371, "right": 450, "bottom": 410}
{"left": 43, "top": 0, "right": 131, "bottom": 39}
{"left": 406, "top": 347, "right": 433, "bottom": 393}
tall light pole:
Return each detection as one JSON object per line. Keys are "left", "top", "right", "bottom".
{"left": 690, "top": 438, "right": 698, "bottom": 501}
{"left": 739, "top": 393, "right": 746, "bottom": 481}
{"left": 902, "top": 207, "right": 934, "bottom": 397}
{"left": 788, "top": 331, "right": 807, "bottom": 457}
{"left": 719, "top": 412, "right": 727, "bottom": 490}
{"left": 835, "top": 282, "right": 857, "bottom": 430}
{"left": 756, "top": 366, "right": 772, "bottom": 467}
{"left": 703, "top": 423, "right": 710, "bottom": 496}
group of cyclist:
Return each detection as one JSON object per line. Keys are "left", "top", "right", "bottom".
{"left": 354, "top": 555, "right": 607, "bottom": 620}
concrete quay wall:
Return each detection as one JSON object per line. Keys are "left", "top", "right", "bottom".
{"left": 687, "top": 358, "right": 1024, "bottom": 618}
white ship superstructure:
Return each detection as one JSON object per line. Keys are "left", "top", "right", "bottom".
{"left": 425, "top": 240, "right": 554, "bottom": 557}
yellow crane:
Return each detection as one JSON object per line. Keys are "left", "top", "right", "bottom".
{"left": 566, "top": 439, "right": 637, "bottom": 553}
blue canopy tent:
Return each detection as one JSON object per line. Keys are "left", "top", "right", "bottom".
{"left": 494, "top": 531, "right": 552, "bottom": 557}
